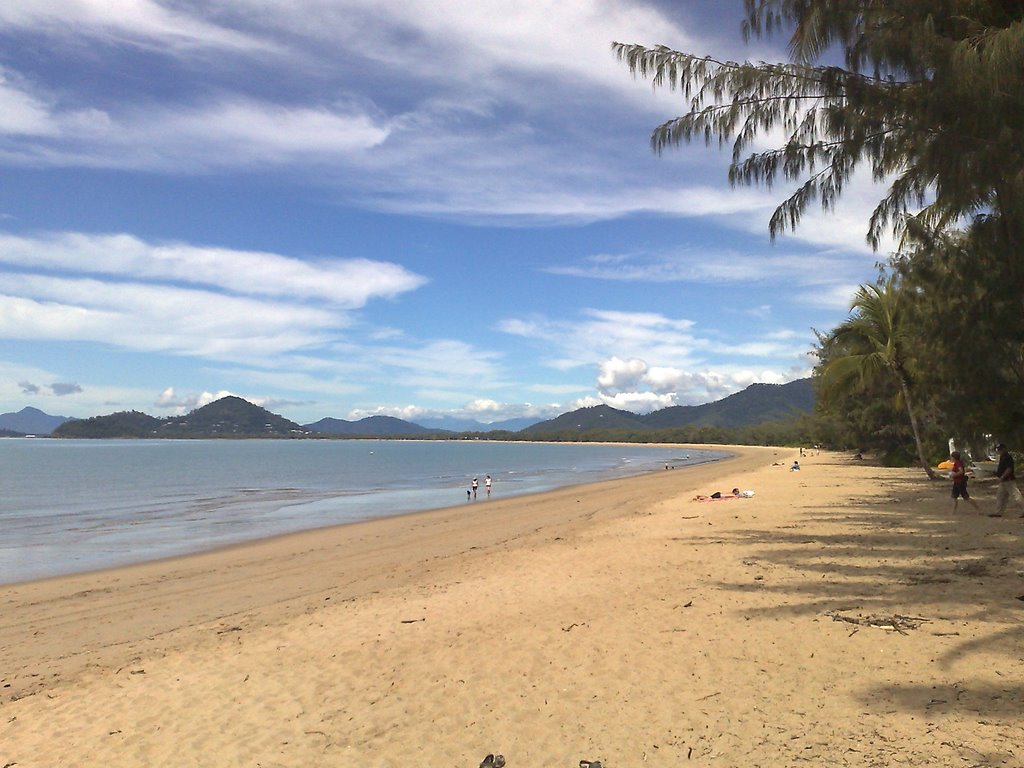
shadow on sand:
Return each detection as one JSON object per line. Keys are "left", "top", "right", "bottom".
{"left": 690, "top": 455, "right": 1024, "bottom": 720}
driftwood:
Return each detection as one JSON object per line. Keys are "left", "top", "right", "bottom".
{"left": 826, "top": 611, "right": 928, "bottom": 634}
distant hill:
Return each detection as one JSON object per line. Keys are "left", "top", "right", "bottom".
{"left": 525, "top": 379, "right": 814, "bottom": 434}
{"left": 414, "top": 415, "right": 541, "bottom": 432}
{"left": 522, "top": 404, "right": 647, "bottom": 435}
{"left": 53, "top": 396, "right": 308, "bottom": 438}
{"left": 55, "top": 410, "right": 162, "bottom": 438}
{"left": 642, "top": 379, "right": 815, "bottom": 429}
{"left": 163, "top": 396, "right": 306, "bottom": 436}
{"left": 0, "top": 406, "right": 73, "bottom": 435}
{"left": 305, "top": 415, "right": 446, "bottom": 436}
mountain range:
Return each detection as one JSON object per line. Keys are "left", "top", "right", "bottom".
{"left": 523, "top": 379, "right": 815, "bottom": 434}
{"left": 0, "top": 378, "right": 814, "bottom": 438}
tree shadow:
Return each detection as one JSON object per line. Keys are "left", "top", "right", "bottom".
{"left": 685, "top": 457, "right": 1024, "bottom": 719}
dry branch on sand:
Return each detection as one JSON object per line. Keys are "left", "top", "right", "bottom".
{"left": 825, "top": 611, "right": 929, "bottom": 634}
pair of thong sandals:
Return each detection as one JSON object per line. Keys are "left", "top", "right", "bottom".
{"left": 479, "top": 757, "right": 603, "bottom": 768}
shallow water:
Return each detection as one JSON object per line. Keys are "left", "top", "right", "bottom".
{"left": 0, "top": 438, "right": 724, "bottom": 583}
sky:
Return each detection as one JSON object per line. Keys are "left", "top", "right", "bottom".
{"left": 0, "top": 0, "right": 893, "bottom": 426}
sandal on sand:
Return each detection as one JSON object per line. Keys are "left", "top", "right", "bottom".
{"left": 580, "top": 761, "right": 603, "bottom": 768}
{"left": 479, "top": 755, "right": 506, "bottom": 768}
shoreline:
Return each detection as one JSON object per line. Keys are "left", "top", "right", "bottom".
{"left": 0, "top": 445, "right": 765, "bottom": 699}
{"left": 4, "top": 445, "right": 1023, "bottom": 766}
{"left": 0, "top": 438, "right": 722, "bottom": 586}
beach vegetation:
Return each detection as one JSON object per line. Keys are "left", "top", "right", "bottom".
{"left": 815, "top": 276, "right": 936, "bottom": 477}
{"left": 615, "top": 0, "right": 1024, "bottom": 470}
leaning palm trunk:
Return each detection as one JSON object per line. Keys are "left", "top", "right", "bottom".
{"left": 897, "top": 373, "right": 937, "bottom": 480}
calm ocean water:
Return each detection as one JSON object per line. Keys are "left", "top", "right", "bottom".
{"left": 0, "top": 438, "right": 725, "bottom": 584}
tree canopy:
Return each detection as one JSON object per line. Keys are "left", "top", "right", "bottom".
{"left": 614, "top": 0, "right": 1024, "bottom": 250}
{"left": 615, "top": 0, "right": 1024, "bottom": 469}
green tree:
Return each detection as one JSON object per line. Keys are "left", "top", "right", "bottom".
{"left": 817, "top": 276, "right": 937, "bottom": 476}
{"left": 613, "top": 0, "right": 1024, "bottom": 250}
{"left": 615, "top": 1, "right": 1024, "bottom": 461}
{"left": 892, "top": 223, "right": 1024, "bottom": 450}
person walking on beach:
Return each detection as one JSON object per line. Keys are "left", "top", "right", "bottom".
{"left": 485, "top": 475, "right": 492, "bottom": 496}
{"left": 993, "top": 443, "right": 1024, "bottom": 516}
{"left": 472, "top": 477, "right": 479, "bottom": 499}
{"left": 949, "top": 451, "right": 978, "bottom": 512}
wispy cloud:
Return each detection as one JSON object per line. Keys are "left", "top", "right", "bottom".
{"left": 0, "top": 0, "right": 275, "bottom": 53}
{"left": 0, "top": 230, "right": 433, "bottom": 369}
{"left": 499, "top": 308, "right": 704, "bottom": 371}
{"left": 0, "top": 0, "right": 794, "bottom": 230}
{"left": 545, "top": 245, "right": 876, "bottom": 312}
{"left": 0, "top": 231, "right": 425, "bottom": 305}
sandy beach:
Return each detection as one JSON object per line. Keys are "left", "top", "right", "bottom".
{"left": 2, "top": 445, "right": 1023, "bottom": 767}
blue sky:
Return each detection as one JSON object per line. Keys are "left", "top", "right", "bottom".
{"left": 0, "top": 1, "right": 890, "bottom": 425}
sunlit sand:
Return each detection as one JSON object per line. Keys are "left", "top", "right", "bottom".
{"left": 2, "top": 447, "right": 1021, "bottom": 767}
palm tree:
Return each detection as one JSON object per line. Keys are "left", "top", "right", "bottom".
{"left": 819, "top": 276, "right": 937, "bottom": 479}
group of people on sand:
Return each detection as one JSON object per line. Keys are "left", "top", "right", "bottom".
{"left": 949, "top": 443, "right": 1024, "bottom": 517}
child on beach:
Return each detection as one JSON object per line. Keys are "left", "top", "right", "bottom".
{"left": 949, "top": 451, "right": 978, "bottom": 512}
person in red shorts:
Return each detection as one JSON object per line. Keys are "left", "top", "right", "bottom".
{"left": 949, "top": 451, "right": 978, "bottom": 512}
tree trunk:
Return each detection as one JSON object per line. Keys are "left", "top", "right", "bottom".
{"left": 898, "top": 372, "right": 937, "bottom": 479}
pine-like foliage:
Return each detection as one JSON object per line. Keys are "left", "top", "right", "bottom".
{"left": 613, "top": 0, "right": 1024, "bottom": 250}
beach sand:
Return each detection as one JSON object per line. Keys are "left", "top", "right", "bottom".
{"left": 2, "top": 446, "right": 1023, "bottom": 767}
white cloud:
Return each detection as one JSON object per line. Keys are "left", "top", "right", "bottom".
{"left": 223, "top": 0, "right": 697, "bottom": 98}
{"left": 0, "top": 223, "right": 436, "bottom": 379}
{"left": 499, "top": 305, "right": 812, "bottom": 411}
{"left": 157, "top": 387, "right": 237, "bottom": 413}
{"left": 0, "top": 0, "right": 897, "bottom": 261}
{"left": 587, "top": 359, "right": 803, "bottom": 412}
{"left": 0, "top": 231, "right": 426, "bottom": 306}
{"left": 0, "top": 96, "right": 392, "bottom": 171}
{"left": 0, "top": 0, "right": 274, "bottom": 53}
{"left": 0, "top": 70, "right": 58, "bottom": 136}
{"left": 499, "top": 308, "right": 704, "bottom": 371}
{"left": 347, "top": 397, "right": 564, "bottom": 424}
{"left": 0, "top": 0, "right": 778, "bottom": 230}
{"left": 548, "top": 245, "right": 872, "bottom": 290}
{"left": 544, "top": 245, "right": 875, "bottom": 316}
{"left": 596, "top": 356, "right": 648, "bottom": 395}
{"left": 120, "top": 101, "right": 392, "bottom": 169}
{"left": 0, "top": 274, "right": 342, "bottom": 358}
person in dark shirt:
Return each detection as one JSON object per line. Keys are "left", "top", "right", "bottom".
{"left": 993, "top": 443, "right": 1024, "bottom": 516}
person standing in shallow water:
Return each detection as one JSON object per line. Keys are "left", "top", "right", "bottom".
{"left": 471, "top": 477, "right": 479, "bottom": 499}
{"left": 485, "top": 475, "right": 492, "bottom": 496}
{"left": 993, "top": 443, "right": 1024, "bottom": 516}
{"left": 949, "top": 451, "right": 978, "bottom": 512}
